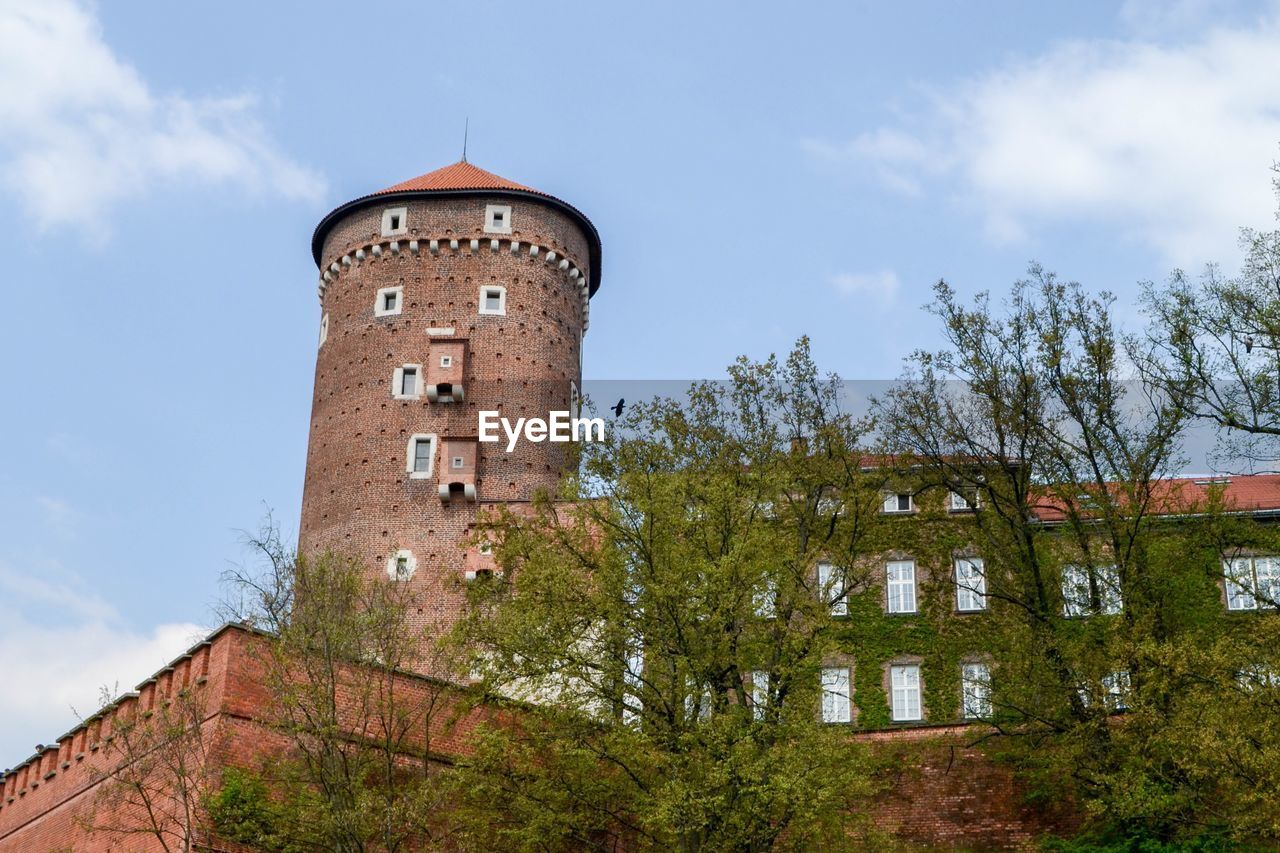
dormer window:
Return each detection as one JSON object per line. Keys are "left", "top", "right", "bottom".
{"left": 484, "top": 204, "right": 513, "bottom": 235}
{"left": 381, "top": 206, "right": 408, "bottom": 236}
{"left": 479, "top": 285, "right": 507, "bottom": 316}
{"left": 375, "top": 286, "right": 403, "bottom": 317}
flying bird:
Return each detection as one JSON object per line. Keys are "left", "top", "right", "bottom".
{"left": 612, "top": 398, "right": 625, "bottom": 417}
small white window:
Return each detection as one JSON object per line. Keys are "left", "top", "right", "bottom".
{"left": 961, "top": 662, "right": 992, "bottom": 718}
{"left": 754, "top": 580, "right": 777, "bottom": 619}
{"left": 452, "top": 456, "right": 465, "bottom": 469}
{"left": 392, "top": 365, "right": 422, "bottom": 400}
{"left": 750, "top": 671, "right": 769, "bottom": 720}
{"left": 318, "top": 313, "right": 329, "bottom": 347}
{"left": 890, "top": 664, "right": 922, "bottom": 721}
{"left": 440, "top": 355, "right": 453, "bottom": 369}
{"left": 1236, "top": 664, "right": 1280, "bottom": 690}
{"left": 1224, "top": 556, "right": 1280, "bottom": 611}
{"left": 386, "top": 549, "right": 416, "bottom": 581}
{"left": 817, "top": 561, "right": 846, "bottom": 616}
{"left": 381, "top": 206, "right": 408, "bottom": 237}
{"left": 1062, "top": 564, "right": 1122, "bottom": 617}
{"left": 479, "top": 285, "right": 507, "bottom": 316}
{"left": 886, "top": 560, "right": 917, "bottom": 614}
{"left": 477, "top": 540, "right": 493, "bottom": 555}
{"left": 484, "top": 204, "right": 513, "bottom": 235}
{"left": 955, "top": 557, "right": 987, "bottom": 612}
{"left": 821, "top": 667, "right": 851, "bottom": 723}
{"left": 1102, "top": 670, "right": 1130, "bottom": 711}
{"left": 882, "top": 493, "right": 914, "bottom": 514}
{"left": 375, "top": 286, "right": 403, "bottom": 317}
{"left": 406, "top": 434, "right": 436, "bottom": 479}
{"left": 949, "top": 489, "right": 978, "bottom": 511}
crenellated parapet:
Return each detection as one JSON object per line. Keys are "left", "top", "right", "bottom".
{"left": 0, "top": 629, "right": 216, "bottom": 825}
{"left": 317, "top": 234, "right": 593, "bottom": 331}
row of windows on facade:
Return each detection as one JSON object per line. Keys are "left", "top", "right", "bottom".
{"left": 379, "top": 204, "right": 515, "bottom": 239}
{"left": 371, "top": 284, "right": 508, "bottom": 319}
{"left": 789, "top": 556, "right": 1277, "bottom": 619}
{"left": 736, "top": 662, "right": 996, "bottom": 724}
{"left": 882, "top": 490, "right": 979, "bottom": 514}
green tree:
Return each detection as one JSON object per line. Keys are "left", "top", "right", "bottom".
{"left": 447, "top": 341, "right": 889, "bottom": 851}
{"left": 216, "top": 524, "right": 457, "bottom": 852}
{"left": 1138, "top": 165, "right": 1280, "bottom": 480}
{"left": 878, "top": 269, "right": 1280, "bottom": 843}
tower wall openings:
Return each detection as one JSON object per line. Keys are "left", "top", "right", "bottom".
{"left": 300, "top": 162, "right": 602, "bottom": 670}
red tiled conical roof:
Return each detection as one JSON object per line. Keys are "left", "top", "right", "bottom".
{"left": 312, "top": 159, "right": 602, "bottom": 295}
{"left": 375, "top": 160, "right": 535, "bottom": 195}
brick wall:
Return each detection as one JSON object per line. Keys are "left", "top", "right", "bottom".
{"left": 0, "top": 625, "right": 1077, "bottom": 851}
{"left": 302, "top": 194, "right": 592, "bottom": 676}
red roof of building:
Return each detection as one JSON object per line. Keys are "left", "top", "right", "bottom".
{"left": 1030, "top": 474, "right": 1280, "bottom": 522}
{"left": 374, "top": 160, "right": 536, "bottom": 195}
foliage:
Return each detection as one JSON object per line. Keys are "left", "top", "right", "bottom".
{"left": 878, "top": 268, "right": 1280, "bottom": 844}
{"left": 1138, "top": 164, "right": 1280, "bottom": 472}
{"left": 219, "top": 530, "right": 457, "bottom": 852}
{"left": 447, "top": 340, "right": 892, "bottom": 851}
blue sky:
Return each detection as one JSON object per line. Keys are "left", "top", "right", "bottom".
{"left": 2, "top": 0, "right": 1279, "bottom": 762}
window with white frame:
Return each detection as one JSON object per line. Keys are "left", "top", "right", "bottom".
{"left": 750, "top": 671, "right": 769, "bottom": 720}
{"left": 1236, "top": 664, "right": 1280, "bottom": 690}
{"left": 375, "top": 285, "right": 403, "bottom": 317}
{"left": 1101, "top": 670, "right": 1130, "bottom": 711}
{"left": 451, "top": 455, "right": 465, "bottom": 469}
{"left": 684, "top": 678, "right": 712, "bottom": 722}
{"left": 882, "top": 492, "right": 914, "bottom": 513}
{"left": 886, "top": 559, "right": 917, "bottom": 613}
{"left": 890, "top": 664, "right": 922, "bottom": 721}
{"left": 949, "top": 488, "right": 978, "bottom": 511}
{"left": 1061, "top": 564, "right": 1122, "bottom": 617}
{"left": 955, "top": 557, "right": 987, "bottom": 612}
{"left": 386, "top": 549, "right": 416, "bottom": 581}
{"left": 817, "top": 561, "right": 847, "bottom": 616}
{"left": 479, "top": 284, "right": 507, "bottom": 316}
{"left": 318, "top": 313, "right": 328, "bottom": 347}
{"left": 440, "top": 354, "right": 453, "bottom": 369}
{"left": 406, "top": 434, "right": 436, "bottom": 479}
{"left": 961, "top": 662, "right": 992, "bottom": 719}
{"left": 392, "top": 365, "right": 421, "bottom": 399}
{"left": 1224, "top": 556, "right": 1280, "bottom": 610}
{"left": 381, "top": 206, "right": 408, "bottom": 237}
{"left": 821, "top": 667, "right": 851, "bottom": 723}
{"left": 754, "top": 580, "right": 777, "bottom": 619}
{"left": 484, "top": 204, "right": 513, "bottom": 235}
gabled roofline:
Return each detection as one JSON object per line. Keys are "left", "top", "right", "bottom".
{"left": 311, "top": 187, "right": 603, "bottom": 297}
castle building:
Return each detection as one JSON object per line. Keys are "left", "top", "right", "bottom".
{"left": 4, "top": 160, "right": 1278, "bottom": 849}
{"left": 303, "top": 161, "right": 602, "bottom": 668}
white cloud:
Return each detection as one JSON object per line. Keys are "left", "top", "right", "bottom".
{"left": 830, "top": 269, "right": 901, "bottom": 304}
{"left": 0, "top": 0, "right": 324, "bottom": 237}
{"left": 811, "top": 17, "right": 1280, "bottom": 267}
{"left": 0, "top": 560, "right": 203, "bottom": 763}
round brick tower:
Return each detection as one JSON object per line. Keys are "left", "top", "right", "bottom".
{"left": 301, "top": 161, "right": 601, "bottom": 671}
